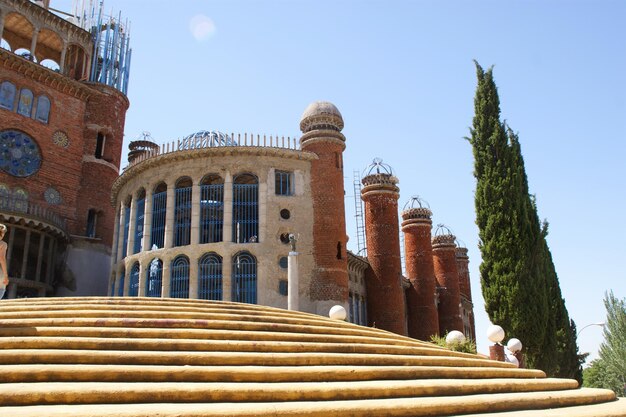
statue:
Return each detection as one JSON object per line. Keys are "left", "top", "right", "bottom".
{"left": 289, "top": 234, "right": 297, "bottom": 252}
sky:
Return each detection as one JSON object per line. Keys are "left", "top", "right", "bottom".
{"left": 54, "top": 0, "right": 626, "bottom": 360}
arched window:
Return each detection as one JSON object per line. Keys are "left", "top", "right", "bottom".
{"left": 151, "top": 183, "right": 167, "bottom": 249}
{"left": 198, "top": 252, "right": 222, "bottom": 300}
{"left": 0, "top": 184, "right": 10, "bottom": 210}
{"left": 0, "top": 81, "right": 16, "bottom": 110}
{"left": 17, "top": 88, "right": 34, "bottom": 117}
{"left": 86, "top": 209, "right": 98, "bottom": 238}
{"left": 174, "top": 177, "right": 192, "bottom": 247}
{"left": 232, "top": 174, "right": 258, "bottom": 243}
{"left": 35, "top": 95, "right": 50, "bottom": 123}
{"left": 133, "top": 189, "right": 145, "bottom": 254}
{"left": 117, "top": 270, "right": 125, "bottom": 297}
{"left": 0, "top": 38, "right": 11, "bottom": 52}
{"left": 170, "top": 255, "right": 189, "bottom": 298}
{"left": 13, "top": 188, "right": 28, "bottom": 212}
{"left": 146, "top": 258, "right": 163, "bottom": 297}
{"left": 129, "top": 262, "right": 140, "bottom": 296}
{"left": 232, "top": 252, "right": 256, "bottom": 304}
{"left": 121, "top": 199, "right": 131, "bottom": 258}
{"left": 200, "top": 175, "right": 224, "bottom": 244}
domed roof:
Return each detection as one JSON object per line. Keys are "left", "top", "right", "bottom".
{"left": 300, "top": 101, "right": 344, "bottom": 133}
{"left": 0, "top": 297, "right": 623, "bottom": 416}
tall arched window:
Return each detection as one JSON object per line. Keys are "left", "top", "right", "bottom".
{"left": 170, "top": 255, "right": 189, "bottom": 298}
{"left": 146, "top": 258, "right": 163, "bottom": 297}
{"left": 129, "top": 262, "right": 140, "bottom": 296}
{"left": 13, "top": 188, "right": 28, "bottom": 212}
{"left": 198, "top": 252, "right": 222, "bottom": 300}
{"left": 200, "top": 175, "right": 224, "bottom": 244}
{"left": 151, "top": 183, "right": 167, "bottom": 249}
{"left": 17, "top": 88, "right": 34, "bottom": 117}
{"left": 117, "top": 270, "right": 125, "bottom": 297}
{"left": 232, "top": 174, "right": 258, "bottom": 243}
{"left": 133, "top": 189, "right": 145, "bottom": 254}
{"left": 121, "top": 199, "right": 131, "bottom": 258}
{"left": 174, "top": 177, "right": 192, "bottom": 247}
{"left": 232, "top": 251, "right": 256, "bottom": 304}
{"left": 35, "top": 95, "right": 50, "bottom": 123}
{"left": 0, "top": 81, "right": 16, "bottom": 110}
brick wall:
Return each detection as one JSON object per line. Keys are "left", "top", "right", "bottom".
{"left": 433, "top": 236, "right": 463, "bottom": 334}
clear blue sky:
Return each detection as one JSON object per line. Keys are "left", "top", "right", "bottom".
{"left": 56, "top": 0, "right": 626, "bottom": 360}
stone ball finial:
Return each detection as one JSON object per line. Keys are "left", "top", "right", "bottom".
{"left": 300, "top": 101, "right": 344, "bottom": 133}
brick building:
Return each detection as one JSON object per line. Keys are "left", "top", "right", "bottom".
{"left": 0, "top": 0, "right": 130, "bottom": 298}
{"left": 0, "top": 0, "right": 474, "bottom": 341}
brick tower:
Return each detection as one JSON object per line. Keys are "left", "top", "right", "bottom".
{"left": 401, "top": 196, "right": 439, "bottom": 341}
{"left": 456, "top": 245, "right": 476, "bottom": 340}
{"left": 361, "top": 159, "right": 407, "bottom": 336}
{"left": 0, "top": 0, "right": 130, "bottom": 298}
{"left": 299, "top": 101, "right": 349, "bottom": 315}
{"left": 432, "top": 225, "right": 463, "bottom": 335}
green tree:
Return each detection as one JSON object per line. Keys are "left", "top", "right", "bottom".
{"left": 468, "top": 62, "right": 582, "bottom": 377}
{"left": 584, "top": 291, "right": 626, "bottom": 395}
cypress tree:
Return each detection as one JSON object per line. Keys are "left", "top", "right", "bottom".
{"left": 469, "top": 62, "right": 582, "bottom": 374}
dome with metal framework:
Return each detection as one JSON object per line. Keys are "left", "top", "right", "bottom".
{"left": 180, "top": 130, "right": 237, "bottom": 149}
{"left": 402, "top": 196, "right": 433, "bottom": 220}
{"left": 361, "top": 158, "right": 399, "bottom": 188}
{"left": 300, "top": 101, "right": 344, "bottom": 133}
{"left": 432, "top": 223, "right": 456, "bottom": 247}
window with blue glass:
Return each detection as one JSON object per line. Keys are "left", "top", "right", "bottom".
{"left": 174, "top": 177, "right": 192, "bottom": 247}
{"left": 232, "top": 251, "right": 257, "bottom": 304}
{"left": 146, "top": 258, "right": 162, "bottom": 297}
{"left": 275, "top": 170, "right": 294, "bottom": 196}
{"left": 121, "top": 203, "right": 130, "bottom": 258}
{"left": 117, "top": 272, "right": 125, "bottom": 297}
{"left": 0, "top": 81, "right": 16, "bottom": 110}
{"left": 0, "top": 130, "right": 42, "bottom": 178}
{"left": 232, "top": 174, "right": 258, "bottom": 243}
{"left": 198, "top": 252, "right": 222, "bottom": 300}
{"left": 170, "top": 255, "right": 189, "bottom": 298}
{"left": 17, "top": 88, "right": 33, "bottom": 117}
{"left": 151, "top": 183, "right": 167, "bottom": 249}
{"left": 35, "top": 95, "right": 50, "bottom": 123}
{"left": 129, "top": 262, "right": 140, "bottom": 296}
{"left": 200, "top": 174, "right": 224, "bottom": 244}
{"left": 133, "top": 189, "right": 145, "bottom": 254}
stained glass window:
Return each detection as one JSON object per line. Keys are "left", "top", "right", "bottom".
{"left": 35, "top": 95, "right": 50, "bottom": 123}
{"left": 0, "top": 81, "right": 16, "bottom": 110}
{"left": 17, "top": 88, "right": 33, "bottom": 117}
{"left": 0, "top": 130, "right": 42, "bottom": 177}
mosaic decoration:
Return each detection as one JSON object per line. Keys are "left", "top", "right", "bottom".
{"left": 0, "top": 130, "right": 42, "bottom": 177}
{"left": 44, "top": 187, "right": 62, "bottom": 205}
{"left": 52, "top": 131, "right": 70, "bottom": 148}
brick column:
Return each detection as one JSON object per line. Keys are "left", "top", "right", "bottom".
{"left": 432, "top": 231, "right": 463, "bottom": 335}
{"left": 299, "top": 102, "right": 349, "bottom": 315}
{"left": 401, "top": 204, "right": 439, "bottom": 341}
{"left": 361, "top": 171, "right": 407, "bottom": 336}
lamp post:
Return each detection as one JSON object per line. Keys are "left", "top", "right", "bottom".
{"left": 577, "top": 322, "right": 605, "bottom": 337}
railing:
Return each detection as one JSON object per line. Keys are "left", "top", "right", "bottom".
{"left": 126, "top": 133, "right": 301, "bottom": 169}
{"left": 0, "top": 195, "right": 67, "bottom": 232}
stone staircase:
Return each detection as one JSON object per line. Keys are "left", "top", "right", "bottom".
{"left": 0, "top": 297, "right": 623, "bottom": 416}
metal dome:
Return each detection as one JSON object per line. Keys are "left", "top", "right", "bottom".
{"left": 363, "top": 158, "right": 394, "bottom": 176}
{"left": 434, "top": 224, "right": 455, "bottom": 237}
{"left": 403, "top": 195, "right": 431, "bottom": 211}
{"left": 182, "top": 130, "right": 237, "bottom": 147}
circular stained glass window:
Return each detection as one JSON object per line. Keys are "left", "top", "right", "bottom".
{"left": 0, "top": 130, "right": 42, "bottom": 177}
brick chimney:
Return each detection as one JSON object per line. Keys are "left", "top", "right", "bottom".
{"left": 432, "top": 225, "right": 463, "bottom": 335}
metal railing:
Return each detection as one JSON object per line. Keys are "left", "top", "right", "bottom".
{"left": 0, "top": 195, "right": 67, "bottom": 232}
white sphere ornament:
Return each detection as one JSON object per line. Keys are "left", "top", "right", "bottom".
{"left": 328, "top": 305, "right": 347, "bottom": 321}
{"left": 507, "top": 338, "right": 523, "bottom": 353}
{"left": 487, "top": 325, "right": 505, "bottom": 343}
{"left": 446, "top": 330, "right": 466, "bottom": 345}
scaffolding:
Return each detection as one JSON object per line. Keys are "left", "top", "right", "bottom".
{"left": 352, "top": 170, "right": 366, "bottom": 257}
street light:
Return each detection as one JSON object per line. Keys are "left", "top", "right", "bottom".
{"left": 577, "top": 322, "right": 605, "bottom": 337}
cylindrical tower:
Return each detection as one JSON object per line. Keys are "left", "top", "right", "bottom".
{"left": 456, "top": 244, "right": 476, "bottom": 340}
{"left": 401, "top": 196, "right": 439, "bottom": 341}
{"left": 432, "top": 225, "right": 463, "bottom": 335}
{"left": 299, "top": 101, "right": 349, "bottom": 315}
{"left": 361, "top": 159, "right": 407, "bottom": 336}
